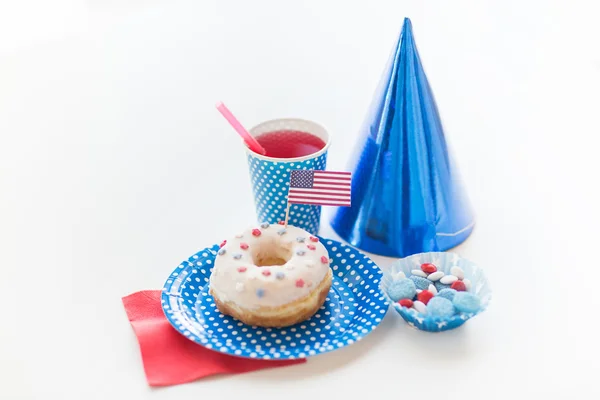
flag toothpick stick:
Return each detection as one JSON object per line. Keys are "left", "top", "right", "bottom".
{"left": 284, "top": 203, "right": 291, "bottom": 228}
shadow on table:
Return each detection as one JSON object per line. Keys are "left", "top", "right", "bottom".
{"left": 183, "top": 303, "right": 480, "bottom": 385}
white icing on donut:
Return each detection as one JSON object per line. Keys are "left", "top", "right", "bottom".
{"left": 209, "top": 224, "right": 330, "bottom": 310}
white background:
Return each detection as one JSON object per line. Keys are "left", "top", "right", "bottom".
{"left": 1, "top": 0, "right": 599, "bottom": 399}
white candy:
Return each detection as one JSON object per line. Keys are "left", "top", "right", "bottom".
{"left": 463, "top": 278, "right": 472, "bottom": 291}
{"left": 427, "top": 271, "right": 445, "bottom": 281}
{"left": 450, "top": 266, "right": 465, "bottom": 280}
{"left": 416, "top": 289, "right": 423, "bottom": 294}
{"left": 411, "top": 269, "right": 428, "bottom": 278}
{"left": 395, "top": 271, "right": 406, "bottom": 279}
{"left": 413, "top": 301, "right": 427, "bottom": 314}
{"left": 440, "top": 275, "right": 459, "bottom": 284}
{"left": 428, "top": 284, "right": 438, "bottom": 295}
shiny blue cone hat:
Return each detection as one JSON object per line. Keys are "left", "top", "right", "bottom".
{"left": 330, "top": 18, "right": 475, "bottom": 258}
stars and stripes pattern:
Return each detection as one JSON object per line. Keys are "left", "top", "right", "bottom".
{"left": 288, "top": 170, "right": 352, "bottom": 206}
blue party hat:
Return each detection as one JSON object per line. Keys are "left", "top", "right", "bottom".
{"left": 330, "top": 18, "right": 475, "bottom": 258}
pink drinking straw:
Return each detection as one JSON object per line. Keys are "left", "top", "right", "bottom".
{"left": 215, "top": 101, "right": 267, "bottom": 156}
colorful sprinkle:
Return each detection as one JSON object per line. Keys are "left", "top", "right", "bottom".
{"left": 309, "top": 236, "right": 319, "bottom": 242}
{"left": 240, "top": 243, "right": 249, "bottom": 250}
{"left": 262, "top": 270, "right": 271, "bottom": 277}
{"left": 398, "top": 299, "right": 414, "bottom": 308}
{"left": 275, "top": 272, "right": 285, "bottom": 280}
{"left": 235, "top": 234, "right": 243, "bottom": 238}
{"left": 305, "top": 261, "right": 314, "bottom": 268}
{"left": 260, "top": 222, "right": 270, "bottom": 229}
{"left": 235, "top": 282, "right": 244, "bottom": 292}
{"left": 296, "top": 237, "right": 306, "bottom": 243}
{"left": 237, "top": 267, "right": 247, "bottom": 273}
{"left": 218, "top": 248, "right": 226, "bottom": 255}
{"left": 307, "top": 244, "right": 316, "bottom": 251}
{"left": 295, "top": 279, "right": 305, "bottom": 288}
{"left": 219, "top": 240, "right": 227, "bottom": 248}
{"left": 256, "top": 288, "right": 265, "bottom": 298}
{"left": 278, "top": 221, "right": 285, "bottom": 225}
{"left": 296, "top": 249, "right": 306, "bottom": 256}
{"left": 451, "top": 280, "right": 467, "bottom": 292}
{"left": 277, "top": 229, "right": 287, "bottom": 236}
{"left": 320, "top": 256, "right": 329, "bottom": 264}
{"left": 252, "top": 229, "right": 262, "bottom": 237}
{"left": 232, "top": 253, "right": 242, "bottom": 260}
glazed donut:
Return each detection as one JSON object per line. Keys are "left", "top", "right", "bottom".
{"left": 209, "top": 223, "right": 332, "bottom": 328}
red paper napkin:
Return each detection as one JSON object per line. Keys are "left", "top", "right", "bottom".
{"left": 122, "top": 290, "right": 305, "bottom": 386}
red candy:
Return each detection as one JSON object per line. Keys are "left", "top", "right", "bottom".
{"left": 398, "top": 299, "right": 414, "bottom": 308}
{"left": 252, "top": 229, "right": 261, "bottom": 237}
{"left": 262, "top": 270, "right": 271, "bottom": 276}
{"left": 451, "top": 280, "right": 467, "bottom": 291}
{"left": 295, "top": 279, "right": 305, "bottom": 288}
{"left": 220, "top": 240, "right": 227, "bottom": 248}
{"left": 237, "top": 267, "right": 247, "bottom": 273}
{"left": 307, "top": 244, "right": 316, "bottom": 250}
{"left": 240, "top": 243, "right": 249, "bottom": 250}
{"left": 278, "top": 221, "right": 285, "bottom": 225}
{"left": 417, "top": 290, "right": 434, "bottom": 305}
{"left": 309, "top": 236, "right": 319, "bottom": 242}
{"left": 421, "top": 263, "right": 437, "bottom": 274}
{"left": 320, "top": 256, "right": 329, "bottom": 264}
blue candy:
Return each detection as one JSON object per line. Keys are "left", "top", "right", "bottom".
{"left": 453, "top": 292, "right": 481, "bottom": 314}
{"left": 387, "top": 278, "right": 417, "bottom": 302}
{"left": 409, "top": 275, "right": 430, "bottom": 290}
{"left": 426, "top": 297, "right": 455, "bottom": 318}
{"left": 434, "top": 281, "right": 451, "bottom": 292}
{"left": 437, "top": 288, "right": 458, "bottom": 301}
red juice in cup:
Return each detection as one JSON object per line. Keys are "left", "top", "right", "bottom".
{"left": 254, "top": 130, "right": 327, "bottom": 159}
{"left": 244, "top": 118, "right": 331, "bottom": 235}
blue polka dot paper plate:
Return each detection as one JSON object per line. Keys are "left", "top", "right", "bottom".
{"left": 381, "top": 252, "right": 492, "bottom": 332}
{"left": 161, "top": 238, "right": 389, "bottom": 359}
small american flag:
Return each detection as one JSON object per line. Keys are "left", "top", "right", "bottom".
{"left": 288, "top": 170, "right": 352, "bottom": 207}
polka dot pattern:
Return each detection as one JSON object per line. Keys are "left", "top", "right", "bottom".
{"left": 161, "top": 237, "right": 389, "bottom": 359}
{"left": 246, "top": 151, "right": 327, "bottom": 236}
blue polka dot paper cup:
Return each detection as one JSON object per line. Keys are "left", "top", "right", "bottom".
{"left": 245, "top": 118, "right": 330, "bottom": 236}
{"left": 381, "top": 252, "right": 492, "bottom": 332}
